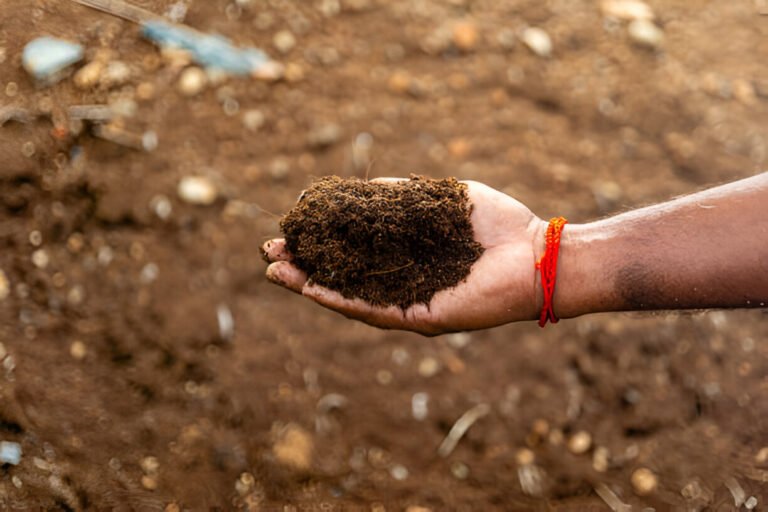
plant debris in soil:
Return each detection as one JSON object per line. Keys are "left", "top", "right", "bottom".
{"left": 280, "top": 175, "right": 484, "bottom": 308}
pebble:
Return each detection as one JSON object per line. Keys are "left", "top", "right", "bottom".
{"left": 417, "top": 357, "right": 440, "bottom": 378}
{"left": 70, "top": 340, "right": 86, "bottom": 360}
{"left": 269, "top": 158, "right": 290, "bottom": 180}
{"left": 73, "top": 61, "right": 103, "bottom": 89}
{"left": 496, "top": 28, "right": 516, "bottom": 50}
{"left": 141, "top": 475, "right": 158, "bottom": 490}
{"left": 141, "top": 456, "right": 160, "bottom": 475}
{"left": 388, "top": 70, "right": 412, "bottom": 95}
{"left": 31, "top": 249, "right": 49, "bottom": 269}
{"left": 150, "top": 195, "right": 172, "bottom": 220}
{"left": 521, "top": 27, "right": 552, "bottom": 57}
{"left": 567, "top": 431, "right": 592, "bottom": 454}
{"left": 452, "top": 21, "right": 478, "bottom": 52}
{"left": 178, "top": 67, "right": 207, "bottom": 96}
{"left": 21, "top": 142, "right": 36, "bottom": 158}
{"left": 390, "top": 464, "right": 408, "bottom": 480}
{"left": 273, "top": 30, "right": 297, "bottom": 54}
{"left": 732, "top": 79, "right": 757, "bottom": 106}
{"left": 756, "top": 446, "right": 768, "bottom": 463}
{"left": 284, "top": 62, "right": 305, "bottom": 82}
{"left": 592, "top": 446, "right": 610, "bottom": 472}
{"left": 273, "top": 424, "right": 313, "bottom": 470}
{"left": 515, "top": 448, "right": 535, "bottom": 466}
{"left": 22, "top": 37, "right": 83, "bottom": 82}
{"left": 177, "top": 176, "right": 218, "bottom": 205}
{"left": 745, "top": 496, "right": 758, "bottom": 510}
{"left": 318, "top": 0, "right": 340, "bottom": 17}
{"left": 242, "top": 109, "right": 265, "bottom": 131}
{"left": 411, "top": 392, "right": 429, "bottom": 421}
{"left": 0, "top": 270, "right": 9, "bottom": 300}
{"left": 628, "top": 19, "right": 664, "bottom": 49}
{"left": 631, "top": 467, "right": 658, "bottom": 496}
{"left": 601, "top": 0, "right": 654, "bottom": 20}
{"left": 405, "top": 507, "right": 431, "bottom": 512}
{"left": 0, "top": 342, "right": 6, "bottom": 360}
{"left": 681, "top": 479, "right": 702, "bottom": 500}
{"left": 235, "top": 472, "right": 255, "bottom": 496}
{"left": 0, "top": 441, "right": 22, "bottom": 465}
{"left": 451, "top": 461, "right": 469, "bottom": 479}
{"left": 5, "top": 82, "right": 18, "bottom": 97}
{"left": 100, "top": 61, "right": 131, "bottom": 87}
{"left": 307, "top": 123, "right": 342, "bottom": 148}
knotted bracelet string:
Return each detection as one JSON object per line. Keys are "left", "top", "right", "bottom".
{"left": 535, "top": 217, "right": 568, "bottom": 327}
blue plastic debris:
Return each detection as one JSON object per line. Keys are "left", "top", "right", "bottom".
{"left": 22, "top": 36, "right": 84, "bottom": 82}
{"left": 0, "top": 441, "right": 22, "bottom": 466}
{"left": 142, "top": 20, "right": 271, "bottom": 76}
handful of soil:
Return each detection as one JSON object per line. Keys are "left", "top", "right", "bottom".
{"left": 280, "top": 176, "right": 484, "bottom": 309}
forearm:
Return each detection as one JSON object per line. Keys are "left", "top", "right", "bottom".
{"left": 554, "top": 172, "right": 768, "bottom": 318}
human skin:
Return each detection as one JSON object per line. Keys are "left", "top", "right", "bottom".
{"left": 262, "top": 173, "right": 768, "bottom": 336}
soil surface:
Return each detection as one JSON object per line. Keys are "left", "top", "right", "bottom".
{"left": 0, "top": 0, "right": 767, "bottom": 510}
{"left": 281, "top": 176, "right": 483, "bottom": 308}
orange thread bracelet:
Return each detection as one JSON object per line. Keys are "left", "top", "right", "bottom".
{"left": 535, "top": 217, "right": 567, "bottom": 327}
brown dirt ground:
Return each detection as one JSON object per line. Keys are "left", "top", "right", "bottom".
{"left": 0, "top": 0, "right": 767, "bottom": 510}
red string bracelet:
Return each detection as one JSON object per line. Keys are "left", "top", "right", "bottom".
{"left": 535, "top": 217, "right": 568, "bottom": 327}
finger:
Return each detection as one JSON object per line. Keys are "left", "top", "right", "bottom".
{"left": 302, "top": 284, "right": 408, "bottom": 329}
{"left": 266, "top": 261, "right": 307, "bottom": 293}
{"left": 261, "top": 238, "right": 293, "bottom": 263}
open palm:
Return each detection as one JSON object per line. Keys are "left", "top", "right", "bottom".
{"left": 263, "top": 180, "right": 545, "bottom": 335}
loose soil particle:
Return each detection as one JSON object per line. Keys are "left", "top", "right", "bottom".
{"left": 280, "top": 176, "right": 484, "bottom": 308}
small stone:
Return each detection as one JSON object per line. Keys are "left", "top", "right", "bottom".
{"left": 22, "top": 37, "right": 83, "bottom": 82}
{"left": 307, "top": 123, "right": 342, "bottom": 148}
{"left": 411, "top": 392, "right": 429, "bottom": 421}
{"left": 0, "top": 342, "right": 6, "bottom": 360}
{"left": 243, "top": 109, "right": 266, "bottom": 131}
{"left": 150, "top": 195, "right": 172, "bottom": 220}
{"left": 100, "top": 61, "right": 131, "bottom": 87}
{"left": 631, "top": 467, "right": 658, "bottom": 496}
{"left": 592, "top": 446, "right": 610, "bottom": 472}
{"left": 318, "top": 0, "right": 340, "bottom": 17}
{"left": 745, "top": 496, "right": 758, "bottom": 510}
{"left": 70, "top": 340, "right": 86, "bottom": 360}
{"left": 681, "top": 480, "right": 702, "bottom": 500}
{"left": 628, "top": 19, "right": 664, "bottom": 49}
{"left": 732, "top": 79, "right": 757, "bottom": 106}
{"left": 21, "top": 142, "right": 36, "bottom": 158}
{"left": 447, "top": 138, "right": 471, "bottom": 158}
{"left": 0, "top": 441, "right": 22, "bottom": 465}
{"left": 388, "top": 70, "right": 412, "bottom": 95}
{"left": 31, "top": 249, "right": 49, "bottom": 269}
{"left": 451, "top": 461, "right": 469, "bottom": 479}
{"left": 273, "top": 30, "right": 297, "bottom": 54}
{"left": 390, "top": 464, "right": 408, "bottom": 480}
{"left": 567, "top": 431, "right": 592, "bottom": 454}
{"left": 376, "top": 369, "right": 392, "bottom": 385}
{"left": 5, "top": 82, "right": 18, "bottom": 97}
{"left": 141, "top": 456, "right": 160, "bottom": 475}
{"left": 417, "top": 357, "right": 440, "bottom": 378}
{"left": 235, "top": 471, "right": 255, "bottom": 496}
{"left": 141, "top": 475, "right": 158, "bottom": 490}
{"left": 273, "top": 424, "right": 313, "bottom": 470}
{"left": 178, "top": 67, "right": 207, "bottom": 96}
{"left": 521, "top": 27, "right": 552, "bottom": 57}
{"left": 136, "top": 82, "right": 156, "bottom": 101}
{"left": 269, "top": 158, "right": 290, "bottom": 180}
{"left": 74, "top": 61, "right": 103, "bottom": 89}
{"left": 515, "top": 448, "right": 535, "bottom": 466}
{"left": 164, "top": 504, "right": 181, "bottom": 512}
{"left": 284, "top": 62, "right": 305, "bottom": 82}
{"left": 601, "top": 0, "right": 654, "bottom": 20}
{"left": 452, "top": 21, "right": 478, "bottom": 52}
{"left": 0, "top": 270, "right": 10, "bottom": 300}
{"left": 177, "top": 176, "right": 218, "bottom": 205}
{"left": 405, "top": 507, "right": 431, "bottom": 512}
{"left": 756, "top": 446, "right": 768, "bottom": 463}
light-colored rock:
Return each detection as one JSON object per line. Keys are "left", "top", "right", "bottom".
{"left": 601, "top": 0, "right": 654, "bottom": 21}
{"left": 177, "top": 176, "right": 218, "bottom": 205}
{"left": 100, "top": 61, "right": 131, "bottom": 87}
{"left": 70, "top": 340, "right": 87, "bottom": 360}
{"left": 307, "top": 123, "right": 342, "bottom": 148}
{"left": 521, "top": 27, "right": 552, "bottom": 57}
{"left": 631, "top": 467, "right": 658, "bottom": 496}
{"left": 0, "top": 269, "right": 9, "bottom": 300}
{"left": 178, "top": 67, "right": 207, "bottom": 96}
{"left": 273, "top": 424, "right": 313, "bottom": 470}
{"left": 243, "top": 109, "right": 266, "bottom": 131}
{"left": 418, "top": 357, "right": 440, "bottom": 378}
{"left": 273, "top": 30, "right": 297, "bottom": 54}
{"left": 452, "top": 20, "right": 478, "bottom": 52}
{"left": 628, "top": 19, "right": 664, "bottom": 49}
{"left": 567, "top": 431, "right": 592, "bottom": 454}
{"left": 31, "top": 249, "right": 49, "bottom": 269}
{"left": 74, "top": 61, "right": 104, "bottom": 89}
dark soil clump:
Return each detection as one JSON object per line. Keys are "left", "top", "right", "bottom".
{"left": 281, "top": 176, "right": 484, "bottom": 308}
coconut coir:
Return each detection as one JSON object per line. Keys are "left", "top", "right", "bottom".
{"left": 280, "top": 176, "right": 484, "bottom": 309}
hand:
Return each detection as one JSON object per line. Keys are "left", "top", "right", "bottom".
{"left": 262, "top": 180, "right": 546, "bottom": 336}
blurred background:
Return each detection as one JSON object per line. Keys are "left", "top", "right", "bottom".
{"left": 0, "top": 0, "right": 767, "bottom": 509}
